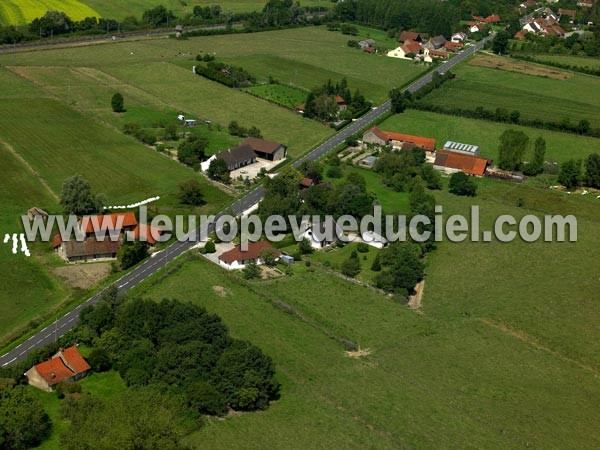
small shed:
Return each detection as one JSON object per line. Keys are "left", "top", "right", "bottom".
{"left": 280, "top": 255, "right": 294, "bottom": 265}
{"left": 359, "top": 156, "right": 378, "bottom": 169}
{"left": 28, "top": 207, "right": 48, "bottom": 221}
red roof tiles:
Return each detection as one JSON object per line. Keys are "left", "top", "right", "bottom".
{"left": 132, "top": 223, "right": 163, "bottom": 245}
{"left": 434, "top": 150, "right": 489, "bottom": 176}
{"left": 33, "top": 346, "right": 90, "bottom": 386}
{"left": 399, "top": 31, "right": 421, "bottom": 42}
{"left": 80, "top": 212, "right": 137, "bottom": 234}
{"left": 402, "top": 40, "right": 422, "bottom": 54}
{"left": 218, "top": 241, "right": 280, "bottom": 265}
{"left": 62, "top": 346, "right": 92, "bottom": 373}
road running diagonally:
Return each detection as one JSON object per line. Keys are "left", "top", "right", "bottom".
{"left": 0, "top": 35, "right": 491, "bottom": 367}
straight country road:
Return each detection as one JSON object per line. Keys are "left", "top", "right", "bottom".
{"left": 0, "top": 34, "right": 491, "bottom": 367}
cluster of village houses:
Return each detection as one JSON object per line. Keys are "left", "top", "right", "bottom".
{"left": 386, "top": 14, "right": 501, "bottom": 62}
{"left": 516, "top": 0, "right": 594, "bottom": 39}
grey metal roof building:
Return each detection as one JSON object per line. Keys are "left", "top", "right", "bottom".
{"left": 443, "top": 141, "right": 481, "bottom": 156}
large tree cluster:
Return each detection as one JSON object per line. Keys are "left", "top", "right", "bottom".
{"left": 77, "top": 292, "right": 279, "bottom": 413}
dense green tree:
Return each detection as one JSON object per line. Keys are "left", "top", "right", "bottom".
{"left": 448, "top": 172, "right": 478, "bottom": 197}
{"left": 558, "top": 159, "right": 582, "bottom": 189}
{"left": 87, "top": 348, "right": 112, "bottom": 372}
{"left": 390, "top": 88, "right": 409, "bottom": 114}
{"left": 187, "top": 381, "right": 227, "bottom": 416}
{"left": 421, "top": 164, "right": 442, "bottom": 190}
{"left": 212, "top": 340, "right": 278, "bottom": 410}
{"left": 60, "top": 175, "right": 103, "bottom": 216}
{"left": 370, "top": 253, "right": 381, "bottom": 271}
{"left": 298, "top": 238, "right": 314, "bottom": 255}
{"left": 0, "top": 384, "right": 52, "bottom": 449}
{"left": 163, "top": 124, "right": 178, "bottom": 140}
{"left": 242, "top": 260, "right": 261, "bottom": 279}
{"left": 498, "top": 130, "right": 529, "bottom": 171}
{"left": 118, "top": 240, "right": 149, "bottom": 270}
{"left": 492, "top": 30, "right": 511, "bottom": 54}
{"left": 60, "top": 389, "right": 188, "bottom": 450}
{"left": 30, "top": 11, "right": 73, "bottom": 37}
{"left": 523, "top": 137, "right": 546, "bottom": 176}
{"left": 207, "top": 158, "right": 230, "bottom": 183}
{"left": 298, "top": 160, "right": 324, "bottom": 184}
{"left": 341, "top": 253, "right": 360, "bottom": 277}
{"left": 177, "top": 135, "right": 208, "bottom": 168}
{"left": 260, "top": 247, "right": 279, "bottom": 267}
{"left": 177, "top": 179, "right": 204, "bottom": 206}
{"left": 142, "top": 5, "right": 175, "bottom": 26}
{"left": 376, "top": 242, "right": 423, "bottom": 295}
{"left": 204, "top": 240, "right": 216, "bottom": 253}
{"left": 111, "top": 92, "right": 124, "bottom": 113}
{"left": 584, "top": 153, "right": 600, "bottom": 188}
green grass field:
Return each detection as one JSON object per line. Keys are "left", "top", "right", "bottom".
{"left": 348, "top": 24, "right": 401, "bottom": 50}
{"left": 0, "top": 146, "right": 69, "bottom": 345}
{"left": 380, "top": 110, "right": 600, "bottom": 163}
{"left": 419, "top": 55, "right": 600, "bottom": 128}
{"left": 243, "top": 83, "right": 308, "bottom": 109}
{"left": 115, "top": 173, "right": 600, "bottom": 449}
{"left": 0, "top": 27, "right": 425, "bottom": 155}
{"left": 0, "top": 67, "right": 232, "bottom": 344}
{"left": 525, "top": 54, "right": 600, "bottom": 70}
{"left": 6, "top": 65, "right": 240, "bottom": 155}
{"left": 32, "top": 371, "right": 127, "bottom": 449}
{"left": 0, "top": 0, "right": 331, "bottom": 25}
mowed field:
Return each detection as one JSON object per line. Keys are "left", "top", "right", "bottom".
{"left": 530, "top": 53, "right": 600, "bottom": 70}
{"left": 0, "top": 0, "right": 330, "bottom": 25}
{"left": 0, "top": 145, "right": 68, "bottom": 345}
{"left": 121, "top": 173, "right": 600, "bottom": 449}
{"left": 418, "top": 54, "right": 600, "bottom": 128}
{"left": 157, "top": 26, "right": 424, "bottom": 102}
{"left": 0, "top": 67, "right": 231, "bottom": 344}
{"left": 0, "top": 27, "right": 424, "bottom": 156}
{"left": 380, "top": 110, "right": 600, "bottom": 163}
{"left": 0, "top": 33, "right": 340, "bottom": 158}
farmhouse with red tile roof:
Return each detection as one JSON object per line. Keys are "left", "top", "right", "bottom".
{"left": 25, "top": 346, "right": 91, "bottom": 392}
{"left": 433, "top": 150, "right": 490, "bottom": 177}
{"left": 362, "top": 126, "right": 436, "bottom": 152}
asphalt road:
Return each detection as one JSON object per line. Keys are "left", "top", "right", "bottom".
{"left": 0, "top": 34, "right": 491, "bottom": 367}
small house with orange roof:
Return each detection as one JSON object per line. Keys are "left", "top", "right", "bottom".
{"left": 25, "top": 346, "right": 91, "bottom": 392}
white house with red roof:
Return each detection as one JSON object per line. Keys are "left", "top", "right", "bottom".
{"left": 387, "top": 40, "right": 423, "bottom": 59}
{"left": 218, "top": 241, "right": 281, "bottom": 270}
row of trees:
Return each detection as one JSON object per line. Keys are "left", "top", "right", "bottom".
{"left": 411, "top": 102, "right": 599, "bottom": 138}
{"left": 194, "top": 60, "right": 257, "bottom": 88}
{"left": 497, "top": 130, "right": 547, "bottom": 174}
{"left": 558, "top": 153, "right": 600, "bottom": 189}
